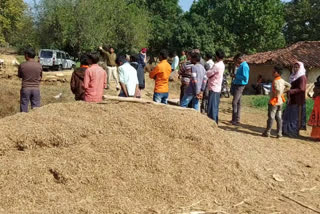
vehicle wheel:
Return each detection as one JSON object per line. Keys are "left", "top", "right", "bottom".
{"left": 58, "top": 65, "right": 62, "bottom": 71}
{"left": 72, "top": 64, "right": 76, "bottom": 70}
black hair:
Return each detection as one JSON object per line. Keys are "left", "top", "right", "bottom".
{"left": 116, "top": 55, "right": 127, "bottom": 65}
{"left": 80, "top": 54, "right": 89, "bottom": 66}
{"left": 234, "top": 53, "right": 244, "bottom": 60}
{"left": 191, "top": 52, "right": 201, "bottom": 62}
{"left": 206, "top": 53, "right": 213, "bottom": 59}
{"left": 315, "top": 75, "right": 320, "bottom": 87}
{"left": 274, "top": 65, "right": 283, "bottom": 75}
{"left": 159, "top": 50, "right": 168, "bottom": 59}
{"left": 130, "top": 55, "right": 137, "bottom": 62}
{"left": 87, "top": 52, "right": 100, "bottom": 64}
{"left": 25, "top": 48, "right": 36, "bottom": 58}
{"left": 215, "top": 50, "right": 225, "bottom": 60}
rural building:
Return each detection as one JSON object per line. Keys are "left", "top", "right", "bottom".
{"left": 240, "top": 41, "right": 320, "bottom": 87}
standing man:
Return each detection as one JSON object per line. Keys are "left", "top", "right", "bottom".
{"left": 70, "top": 54, "right": 89, "bottom": 101}
{"left": 204, "top": 53, "right": 215, "bottom": 71}
{"left": 99, "top": 46, "right": 120, "bottom": 90}
{"left": 116, "top": 56, "right": 139, "bottom": 98}
{"left": 262, "top": 65, "right": 291, "bottom": 138}
{"left": 178, "top": 51, "right": 193, "bottom": 105}
{"left": 138, "top": 48, "right": 147, "bottom": 69}
{"left": 84, "top": 53, "right": 107, "bottom": 103}
{"left": 180, "top": 53, "right": 207, "bottom": 111}
{"left": 171, "top": 51, "right": 180, "bottom": 72}
{"left": 149, "top": 50, "right": 172, "bottom": 104}
{"left": 206, "top": 50, "right": 226, "bottom": 123}
{"left": 18, "top": 48, "right": 42, "bottom": 112}
{"left": 231, "top": 53, "right": 250, "bottom": 125}
{"left": 130, "top": 55, "right": 145, "bottom": 92}
{"left": 179, "top": 51, "right": 187, "bottom": 66}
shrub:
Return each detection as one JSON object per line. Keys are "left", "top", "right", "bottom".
{"left": 248, "top": 95, "right": 314, "bottom": 119}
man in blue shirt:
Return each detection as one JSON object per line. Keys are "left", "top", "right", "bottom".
{"left": 231, "top": 53, "right": 250, "bottom": 125}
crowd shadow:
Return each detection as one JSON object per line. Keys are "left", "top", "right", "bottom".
{"left": 219, "top": 121, "right": 316, "bottom": 143}
{"left": 219, "top": 121, "right": 265, "bottom": 137}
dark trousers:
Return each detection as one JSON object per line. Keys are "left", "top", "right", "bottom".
{"left": 20, "top": 88, "right": 41, "bottom": 112}
{"left": 207, "top": 91, "right": 221, "bottom": 123}
{"left": 232, "top": 85, "right": 245, "bottom": 123}
{"left": 180, "top": 83, "right": 192, "bottom": 108}
{"left": 265, "top": 104, "right": 282, "bottom": 135}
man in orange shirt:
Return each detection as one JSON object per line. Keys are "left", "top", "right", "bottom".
{"left": 149, "top": 50, "right": 172, "bottom": 104}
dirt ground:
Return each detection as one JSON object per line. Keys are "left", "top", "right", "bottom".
{"left": 0, "top": 55, "right": 319, "bottom": 214}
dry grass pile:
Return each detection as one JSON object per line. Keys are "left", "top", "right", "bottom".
{"left": 0, "top": 78, "right": 76, "bottom": 118}
{"left": 0, "top": 101, "right": 261, "bottom": 213}
{"left": 1, "top": 101, "right": 319, "bottom": 213}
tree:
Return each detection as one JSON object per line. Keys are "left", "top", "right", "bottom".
{"left": 9, "top": 8, "right": 38, "bottom": 52}
{"left": 174, "top": 0, "right": 286, "bottom": 55}
{"left": 284, "top": 0, "right": 320, "bottom": 44}
{"left": 0, "top": 0, "right": 26, "bottom": 46}
{"left": 127, "top": 0, "right": 183, "bottom": 54}
{"left": 34, "top": 0, "right": 151, "bottom": 55}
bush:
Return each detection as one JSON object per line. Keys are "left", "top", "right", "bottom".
{"left": 248, "top": 95, "right": 314, "bottom": 119}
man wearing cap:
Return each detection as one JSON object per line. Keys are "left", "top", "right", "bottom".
{"left": 138, "top": 48, "right": 147, "bottom": 68}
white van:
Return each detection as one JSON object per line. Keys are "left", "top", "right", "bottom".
{"left": 39, "top": 49, "right": 76, "bottom": 71}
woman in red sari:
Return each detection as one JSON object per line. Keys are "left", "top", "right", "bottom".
{"left": 308, "top": 76, "right": 320, "bottom": 140}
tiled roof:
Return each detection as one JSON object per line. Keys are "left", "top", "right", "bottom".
{"left": 241, "top": 41, "right": 320, "bottom": 68}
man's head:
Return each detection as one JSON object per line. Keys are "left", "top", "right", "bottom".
{"left": 192, "top": 49, "right": 201, "bottom": 54}
{"left": 80, "top": 54, "right": 89, "bottom": 66}
{"left": 87, "top": 53, "right": 100, "bottom": 65}
{"left": 24, "top": 48, "right": 36, "bottom": 60}
{"left": 190, "top": 52, "right": 201, "bottom": 64}
{"left": 169, "top": 51, "right": 177, "bottom": 58}
{"left": 159, "top": 50, "right": 168, "bottom": 61}
{"left": 130, "top": 55, "right": 137, "bottom": 63}
{"left": 109, "top": 47, "right": 115, "bottom": 53}
{"left": 215, "top": 50, "right": 225, "bottom": 61}
{"left": 187, "top": 50, "right": 193, "bottom": 60}
{"left": 181, "top": 51, "right": 186, "bottom": 56}
{"left": 234, "top": 53, "right": 245, "bottom": 67}
{"left": 273, "top": 65, "right": 283, "bottom": 77}
{"left": 206, "top": 53, "right": 213, "bottom": 61}
{"left": 116, "top": 55, "right": 127, "bottom": 66}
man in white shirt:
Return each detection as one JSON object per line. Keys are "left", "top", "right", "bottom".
{"left": 205, "top": 53, "right": 215, "bottom": 71}
{"left": 171, "top": 51, "right": 180, "bottom": 72}
{"left": 116, "top": 56, "right": 139, "bottom": 97}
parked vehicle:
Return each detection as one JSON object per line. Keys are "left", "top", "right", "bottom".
{"left": 39, "top": 49, "right": 76, "bottom": 71}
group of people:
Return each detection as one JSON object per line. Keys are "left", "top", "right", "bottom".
{"left": 261, "top": 60, "right": 320, "bottom": 141}
{"left": 17, "top": 47, "right": 320, "bottom": 141}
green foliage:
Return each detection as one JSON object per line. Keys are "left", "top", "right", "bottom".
{"left": 0, "top": 0, "right": 27, "bottom": 46}
{"left": 128, "top": 0, "right": 182, "bottom": 55}
{"left": 35, "top": 0, "right": 151, "bottom": 55}
{"left": 175, "top": 0, "right": 286, "bottom": 55}
{"left": 284, "top": 0, "right": 320, "bottom": 44}
{"left": 248, "top": 95, "right": 314, "bottom": 119}
{"left": 250, "top": 95, "right": 270, "bottom": 109}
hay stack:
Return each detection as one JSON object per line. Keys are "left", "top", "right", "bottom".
{"left": 0, "top": 101, "right": 317, "bottom": 213}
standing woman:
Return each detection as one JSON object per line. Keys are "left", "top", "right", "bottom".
{"left": 308, "top": 76, "right": 320, "bottom": 141}
{"left": 283, "top": 61, "right": 307, "bottom": 137}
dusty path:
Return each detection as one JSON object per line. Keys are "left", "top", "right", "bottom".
{"left": 215, "top": 98, "right": 320, "bottom": 213}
